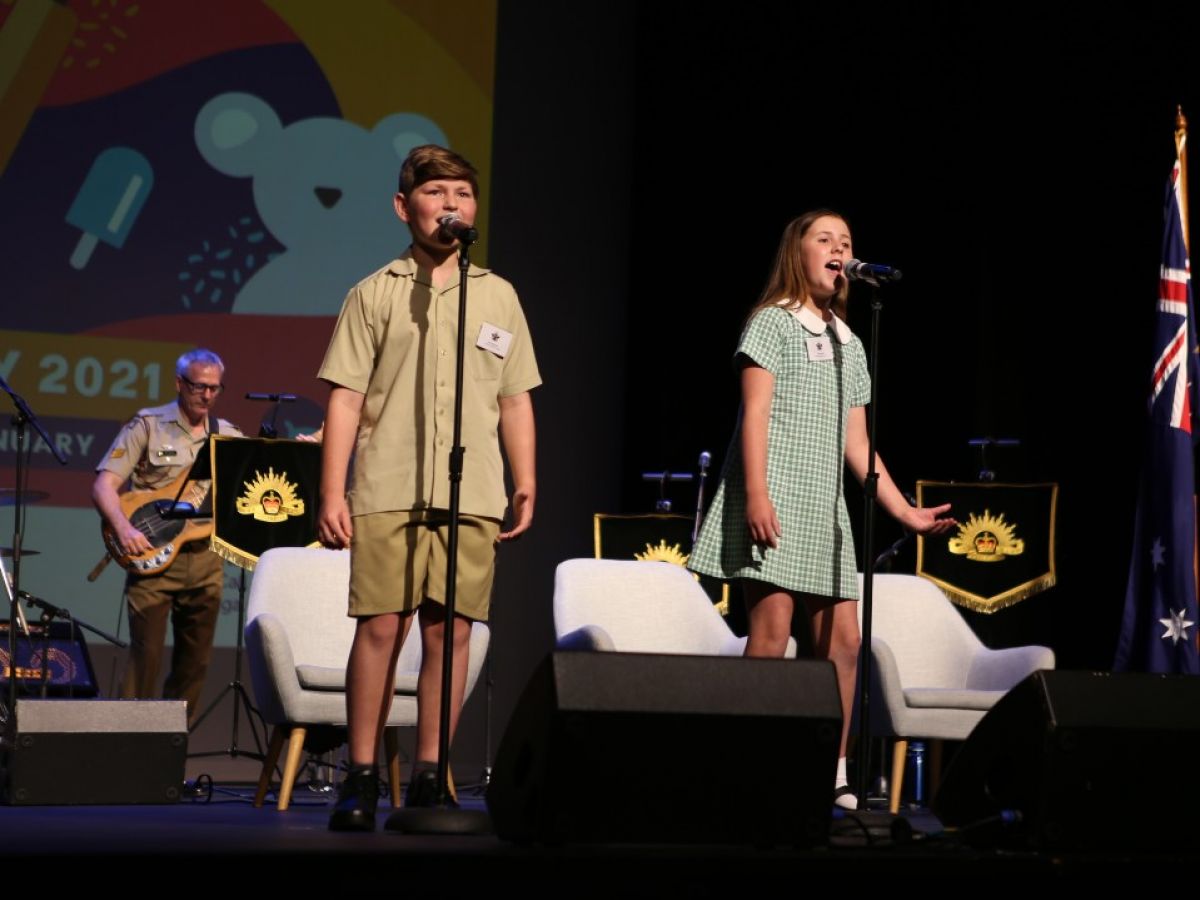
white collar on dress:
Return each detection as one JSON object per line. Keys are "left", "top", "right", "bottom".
{"left": 780, "top": 302, "right": 853, "bottom": 344}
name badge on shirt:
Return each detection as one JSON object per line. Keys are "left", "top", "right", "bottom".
{"left": 806, "top": 336, "right": 833, "bottom": 361}
{"left": 476, "top": 322, "right": 513, "bottom": 358}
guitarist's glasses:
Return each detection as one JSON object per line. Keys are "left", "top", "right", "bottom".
{"left": 180, "top": 376, "right": 225, "bottom": 395}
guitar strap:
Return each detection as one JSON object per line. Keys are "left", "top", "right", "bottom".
{"left": 164, "top": 414, "right": 219, "bottom": 507}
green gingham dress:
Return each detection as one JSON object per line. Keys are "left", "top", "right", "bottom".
{"left": 688, "top": 306, "right": 870, "bottom": 600}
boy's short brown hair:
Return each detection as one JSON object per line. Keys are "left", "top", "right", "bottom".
{"left": 398, "top": 144, "right": 479, "bottom": 197}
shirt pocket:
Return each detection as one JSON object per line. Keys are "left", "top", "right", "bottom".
{"left": 138, "top": 434, "right": 187, "bottom": 489}
{"left": 467, "top": 344, "right": 504, "bottom": 381}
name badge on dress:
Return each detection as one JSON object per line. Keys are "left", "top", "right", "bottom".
{"left": 476, "top": 322, "right": 513, "bottom": 358}
{"left": 806, "top": 336, "right": 834, "bottom": 361}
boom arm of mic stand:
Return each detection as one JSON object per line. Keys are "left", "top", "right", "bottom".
{"left": 0, "top": 374, "right": 68, "bottom": 466}
{"left": 19, "top": 592, "right": 126, "bottom": 648}
{"left": 873, "top": 531, "right": 914, "bottom": 571}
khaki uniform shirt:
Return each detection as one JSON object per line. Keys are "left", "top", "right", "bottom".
{"left": 318, "top": 252, "right": 541, "bottom": 520}
{"left": 97, "top": 400, "right": 242, "bottom": 491}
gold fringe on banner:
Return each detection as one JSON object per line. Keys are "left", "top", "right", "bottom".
{"left": 211, "top": 538, "right": 260, "bottom": 572}
{"left": 920, "top": 571, "right": 1058, "bottom": 614}
{"left": 212, "top": 537, "right": 323, "bottom": 572}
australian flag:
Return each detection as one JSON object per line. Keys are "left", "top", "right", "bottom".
{"left": 1115, "top": 129, "right": 1200, "bottom": 674}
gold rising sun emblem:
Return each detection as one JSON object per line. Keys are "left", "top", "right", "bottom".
{"left": 948, "top": 509, "right": 1025, "bottom": 563}
{"left": 634, "top": 540, "right": 690, "bottom": 566}
{"left": 235, "top": 467, "right": 305, "bottom": 524}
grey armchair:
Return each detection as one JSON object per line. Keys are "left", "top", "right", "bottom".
{"left": 244, "top": 546, "right": 490, "bottom": 810}
{"left": 856, "top": 573, "right": 1054, "bottom": 812}
{"left": 552, "top": 557, "right": 797, "bottom": 657}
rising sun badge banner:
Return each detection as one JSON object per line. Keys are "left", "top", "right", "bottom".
{"left": 209, "top": 435, "right": 321, "bottom": 570}
{"left": 916, "top": 481, "right": 1057, "bottom": 613}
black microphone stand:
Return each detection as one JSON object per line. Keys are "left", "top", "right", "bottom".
{"left": 189, "top": 422, "right": 275, "bottom": 772}
{"left": 641, "top": 470, "right": 693, "bottom": 513}
{"left": 691, "top": 451, "right": 712, "bottom": 544}
{"left": 245, "top": 392, "right": 297, "bottom": 439}
{"left": 0, "top": 376, "right": 66, "bottom": 748}
{"left": 968, "top": 436, "right": 1020, "bottom": 482}
{"left": 854, "top": 281, "right": 887, "bottom": 811}
{"left": 387, "top": 229, "right": 489, "bottom": 835}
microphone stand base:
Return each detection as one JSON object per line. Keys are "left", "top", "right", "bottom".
{"left": 384, "top": 806, "right": 492, "bottom": 835}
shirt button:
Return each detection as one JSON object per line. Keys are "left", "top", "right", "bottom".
{"left": 440, "top": 349, "right": 446, "bottom": 357}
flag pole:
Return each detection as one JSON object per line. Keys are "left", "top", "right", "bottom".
{"left": 1176, "top": 106, "right": 1189, "bottom": 252}
{"left": 1181, "top": 105, "right": 1200, "bottom": 652}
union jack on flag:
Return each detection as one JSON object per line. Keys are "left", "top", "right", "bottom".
{"left": 1115, "top": 115, "right": 1200, "bottom": 674}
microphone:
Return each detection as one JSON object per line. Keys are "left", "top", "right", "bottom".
{"left": 438, "top": 214, "right": 479, "bottom": 245}
{"left": 245, "top": 393, "right": 296, "bottom": 402}
{"left": 843, "top": 259, "right": 902, "bottom": 284}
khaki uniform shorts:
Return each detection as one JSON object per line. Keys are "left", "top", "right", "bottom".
{"left": 348, "top": 509, "right": 500, "bottom": 621}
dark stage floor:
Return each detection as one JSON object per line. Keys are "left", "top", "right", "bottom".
{"left": 0, "top": 782, "right": 1192, "bottom": 891}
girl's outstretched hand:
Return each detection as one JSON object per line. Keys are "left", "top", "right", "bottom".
{"left": 904, "top": 502, "right": 956, "bottom": 535}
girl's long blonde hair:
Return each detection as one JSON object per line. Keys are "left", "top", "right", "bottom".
{"left": 745, "top": 209, "right": 851, "bottom": 325}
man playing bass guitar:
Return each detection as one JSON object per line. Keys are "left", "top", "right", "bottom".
{"left": 91, "top": 349, "right": 241, "bottom": 725}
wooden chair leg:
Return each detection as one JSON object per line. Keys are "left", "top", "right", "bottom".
{"left": 277, "top": 726, "right": 307, "bottom": 811}
{"left": 889, "top": 739, "right": 908, "bottom": 815}
{"left": 253, "top": 725, "right": 287, "bottom": 808}
{"left": 384, "top": 727, "right": 402, "bottom": 808}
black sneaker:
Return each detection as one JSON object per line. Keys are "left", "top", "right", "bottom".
{"left": 404, "top": 768, "right": 459, "bottom": 809}
{"left": 328, "top": 769, "right": 379, "bottom": 831}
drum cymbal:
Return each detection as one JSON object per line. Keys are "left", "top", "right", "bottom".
{"left": 0, "top": 547, "right": 39, "bottom": 557}
{"left": 0, "top": 489, "right": 50, "bottom": 506}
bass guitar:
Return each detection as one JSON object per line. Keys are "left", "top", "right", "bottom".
{"left": 100, "top": 470, "right": 212, "bottom": 576}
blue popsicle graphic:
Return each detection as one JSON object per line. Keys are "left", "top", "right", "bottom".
{"left": 66, "top": 147, "right": 154, "bottom": 269}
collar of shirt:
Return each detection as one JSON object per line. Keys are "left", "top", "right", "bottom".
{"left": 387, "top": 248, "right": 491, "bottom": 289}
{"left": 785, "top": 303, "right": 853, "bottom": 344}
{"left": 163, "top": 402, "right": 212, "bottom": 438}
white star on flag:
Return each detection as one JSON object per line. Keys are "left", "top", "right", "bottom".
{"left": 1159, "top": 608, "right": 1196, "bottom": 645}
{"left": 1150, "top": 538, "right": 1166, "bottom": 569}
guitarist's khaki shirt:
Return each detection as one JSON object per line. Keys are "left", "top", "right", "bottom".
{"left": 97, "top": 401, "right": 241, "bottom": 490}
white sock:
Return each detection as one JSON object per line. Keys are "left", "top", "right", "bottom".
{"left": 833, "top": 757, "right": 857, "bottom": 809}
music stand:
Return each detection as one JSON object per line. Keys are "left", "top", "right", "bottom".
{"left": 190, "top": 436, "right": 322, "bottom": 774}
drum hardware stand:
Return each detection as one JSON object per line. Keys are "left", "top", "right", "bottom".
{"left": 0, "top": 375, "right": 65, "bottom": 748}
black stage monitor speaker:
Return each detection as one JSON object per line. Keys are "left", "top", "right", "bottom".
{"left": 2, "top": 699, "right": 188, "bottom": 805}
{"left": 487, "top": 651, "right": 842, "bottom": 846}
{"left": 933, "top": 670, "right": 1200, "bottom": 850}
